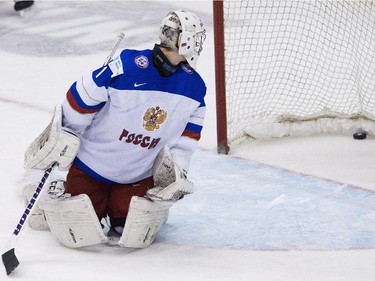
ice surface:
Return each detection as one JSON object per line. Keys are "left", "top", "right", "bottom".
{"left": 0, "top": 1, "right": 374, "bottom": 280}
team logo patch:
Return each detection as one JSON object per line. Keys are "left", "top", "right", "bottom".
{"left": 181, "top": 63, "right": 194, "bottom": 74}
{"left": 143, "top": 106, "right": 167, "bottom": 131}
{"left": 134, "top": 55, "right": 149, "bottom": 68}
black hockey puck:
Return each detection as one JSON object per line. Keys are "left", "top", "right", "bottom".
{"left": 353, "top": 129, "right": 367, "bottom": 140}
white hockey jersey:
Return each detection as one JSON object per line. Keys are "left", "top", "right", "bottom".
{"left": 62, "top": 49, "right": 206, "bottom": 184}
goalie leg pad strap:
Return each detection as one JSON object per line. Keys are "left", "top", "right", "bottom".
{"left": 39, "top": 194, "right": 108, "bottom": 248}
{"left": 118, "top": 196, "right": 173, "bottom": 248}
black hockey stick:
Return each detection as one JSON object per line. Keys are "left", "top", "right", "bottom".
{"left": 2, "top": 163, "right": 56, "bottom": 275}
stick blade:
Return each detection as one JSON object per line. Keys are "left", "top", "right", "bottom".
{"left": 2, "top": 248, "right": 19, "bottom": 275}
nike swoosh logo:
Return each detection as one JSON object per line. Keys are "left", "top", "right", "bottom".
{"left": 134, "top": 82, "right": 147, "bottom": 87}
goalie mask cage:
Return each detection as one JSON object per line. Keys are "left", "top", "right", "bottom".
{"left": 214, "top": 0, "right": 375, "bottom": 154}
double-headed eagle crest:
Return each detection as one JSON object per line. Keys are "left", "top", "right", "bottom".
{"left": 143, "top": 106, "right": 167, "bottom": 131}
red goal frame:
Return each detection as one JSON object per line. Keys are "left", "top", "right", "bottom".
{"left": 213, "top": 0, "right": 229, "bottom": 154}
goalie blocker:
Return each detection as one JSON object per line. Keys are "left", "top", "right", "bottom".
{"left": 24, "top": 105, "right": 80, "bottom": 171}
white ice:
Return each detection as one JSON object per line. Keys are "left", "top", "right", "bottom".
{"left": 0, "top": 1, "right": 374, "bottom": 280}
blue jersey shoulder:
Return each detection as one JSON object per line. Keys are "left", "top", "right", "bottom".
{"left": 110, "top": 49, "right": 206, "bottom": 106}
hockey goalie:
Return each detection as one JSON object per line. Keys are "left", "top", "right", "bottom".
{"left": 22, "top": 9, "right": 206, "bottom": 249}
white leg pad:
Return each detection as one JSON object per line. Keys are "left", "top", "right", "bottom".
{"left": 118, "top": 196, "right": 173, "bottom": 248}
{"left": 39, "top": 194, "right": 108, "bottom": 248}
{"left": 22, "top": 182, "right": 49, "bottom": 231}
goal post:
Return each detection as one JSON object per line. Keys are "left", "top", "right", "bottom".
{"left": 214, "top": 0, "right": 229, "bottom": 154}
{"left": 213, "top": 0, "right": 375, "bottom": 154}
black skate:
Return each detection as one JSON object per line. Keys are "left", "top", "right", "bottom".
{"left": 14, "top": 1, "right": 34, "bottom": 11}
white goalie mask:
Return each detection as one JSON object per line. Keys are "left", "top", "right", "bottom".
{"left": 158, "top": 9, "right": 206, "bottom": 70}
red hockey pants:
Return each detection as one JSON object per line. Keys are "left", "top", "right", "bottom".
{"left": 66, "top": 164, "right": 153, "bottom": 220}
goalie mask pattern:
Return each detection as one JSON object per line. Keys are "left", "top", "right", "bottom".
{"left": 159, "top": 13, "right": 181, "bottom": 51}
{"left": 158, "top": 9, "right": 206, "bottom": 69}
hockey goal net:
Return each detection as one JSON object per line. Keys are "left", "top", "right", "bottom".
{"left": 214, "top": 0, "right": 375, "bottom": 153}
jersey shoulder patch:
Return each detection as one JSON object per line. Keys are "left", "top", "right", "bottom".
{"left": 108, "top": 55, "right": 124, "bottom": 78}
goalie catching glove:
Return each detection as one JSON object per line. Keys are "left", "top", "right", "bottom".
{"left": 147, "top": 145, "right": 194, "bottom": 202}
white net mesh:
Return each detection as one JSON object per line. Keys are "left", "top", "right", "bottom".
{"left": 223, "top": 0, "right": 375, "bottom": 141}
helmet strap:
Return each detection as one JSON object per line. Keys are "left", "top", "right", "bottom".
{"left": 152, "top": 44, "right": 179, "bottom": 77}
